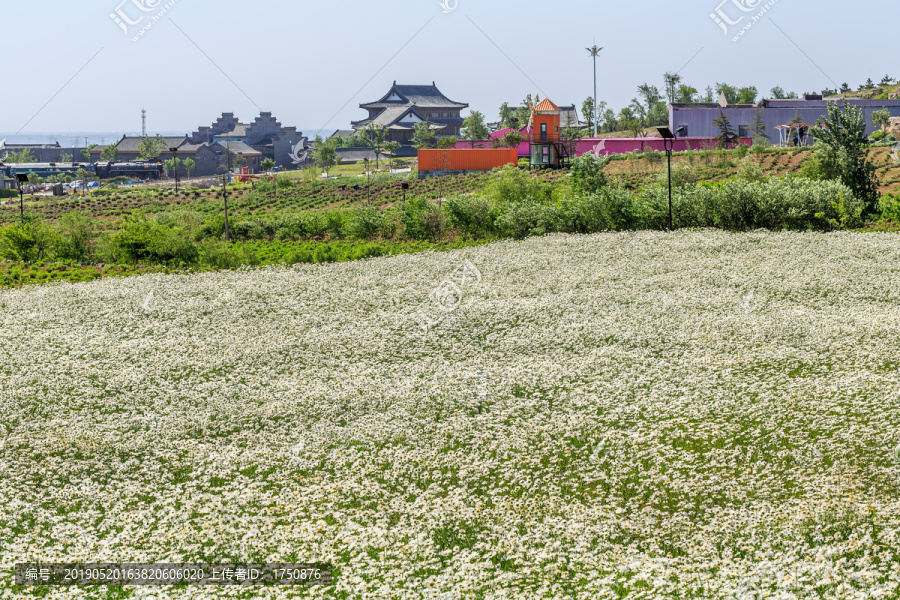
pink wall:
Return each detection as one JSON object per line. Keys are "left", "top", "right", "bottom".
{"left": 453, "top": 135, "right": 752, "bottom": 158}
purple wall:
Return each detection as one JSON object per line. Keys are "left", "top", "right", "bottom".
{"left": 452, "top": 136, "right": 751, "bottom": 158}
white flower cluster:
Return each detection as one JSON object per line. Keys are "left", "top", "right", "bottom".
{"left": 1, "top": 230, "right": 900, "bottom": 599}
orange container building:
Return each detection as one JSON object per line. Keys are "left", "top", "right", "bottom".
{"left": 417, "top": 148, "right": 518, "bottom": 179}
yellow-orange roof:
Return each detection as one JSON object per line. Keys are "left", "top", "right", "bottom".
{"left": 532, "top": 98, "right": 561, "bottom": 112}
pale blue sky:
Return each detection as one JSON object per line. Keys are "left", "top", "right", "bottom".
{"left": 1, "top": 0, "right": 891, "bottom": 140}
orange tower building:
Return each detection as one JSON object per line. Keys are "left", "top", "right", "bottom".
{"left": 528, "top": 98, "right": 569, "bottom": 168}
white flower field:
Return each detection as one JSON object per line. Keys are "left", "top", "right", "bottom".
{"left": 2, "top": 230, "right": 900, "bottom": 599}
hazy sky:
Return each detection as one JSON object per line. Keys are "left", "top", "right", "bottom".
{"left": 1, "top": 0, "right": 892, "bottom": 140}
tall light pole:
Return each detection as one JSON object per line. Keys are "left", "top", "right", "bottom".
{"left": 586, "top": 45, "right": 603, "bottom": 138}
{"left": 169, "top": 147, "right": 179, "bottom": 194}
{"left": 657, "top": 126, "right": 676, "bottom": 231}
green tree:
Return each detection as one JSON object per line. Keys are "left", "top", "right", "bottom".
{"left": 771, "top": 86, "right": 786, "bottom": 99}
{"left": 260, "top": 158, "right": 275, "bottom": 173}
{"left": 571, "top": 152, "right": 610, "bottom": 194}
{"left": 751, "top": 106, "right": 770, "bottom": 149}
{"left": 712, "top": 109, "right": 738, "bottom": 148}
{"left": 59, "top": 152, "right": 72, "bottom": 163}
{"left": 55, "top": 212, "right": 94, "bottom": 261}
{"left": 737, "top": 86, "right": 758, "bottom": 104}
{"left": 311, "top": 136, "right": 338, "bottom": 175}
{"left": 872, "top": 109, "right": 891, "bottom": 132}
{"left": 383, "top": 141, "right": 402, "bottom": 169}
{"left": 2, "top": 148, "right": 36, "bottom": 164}
{"left": 627, "top": 118, "right": 644, "bottom": 139}
{"left": 163, "top": 157, "right": 182, "bottom": 177}
{"left": 499, "top": 129, "right": 523, "bottom": 149}
{"left": 675, "top": 85, "right": 699, "bottom": 103}
{"left": 412, "top": 121, "right": 437, "bottom": 149}
{"left": 715, "top": 82, "right": 738, "bottom": 104}
{"left": 0, "top": 217, "right": 57, "bottom": 261}
{"left": 581, "top": 97, "right": 606, "bottom": 130}
{"left": 436, "top": 135, "right": 458, "bottom": 149}
{"left": 663, "top": 72, "right": 682, "bottom": 105}
{"left": 81, "top": 144, "right": 97, "bottom": 162}
{"left": 138, "top": 134, "right": 166, "bottom": 161}
{"left": 461, "top": 110, "right": 489, "bottom": 147}
{"left": 879, "top": 75, "right": 895, "bottom": 86}
{"left": 100, "top": 145, "right": 118, "bottom": 162}
{"left": 183, "top": 158, "right": 196, "bottom": 177}
{"left": 498, "top": 102, "right": 518, "bottom": 130}
{"left": 560, "top": 126, "right": 583, "bottom": 164}
{"left": 812, "top": 100, "right": 880, "bottom": 215}
{"left": 362, "top": 123, "right": 387, "bottom": 169}
{"left": 858, "top": 78, "right": 876, "bottom": 91}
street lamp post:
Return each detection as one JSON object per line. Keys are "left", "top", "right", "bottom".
{"left": 586, "top": 45, "right": 603, "bottom": 138}
{"left": 169, "top": 147, "right": 179, "bottom": 194}
{"left": 363, "top": 158, "right": 370, "bottom": 206}
{"left": 657, "top": 126, "right": 676, "bottom": 231}
{"left": 14, "top": 173, "right": 28, "bottom": 224}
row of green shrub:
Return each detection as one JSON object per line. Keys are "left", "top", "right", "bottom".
{"left": 0, "top": 160, "right": 878, "bottom": 268}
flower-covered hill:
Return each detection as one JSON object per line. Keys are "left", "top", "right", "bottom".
{"left": 2, "top": 230, "right": 900, "bottom": 599}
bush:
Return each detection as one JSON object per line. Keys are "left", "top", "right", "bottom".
{"left": 348, "top": 206, "right": 388, "bottom": 240}
{"left": 485, "top": 165, "right": 553, "bottom": 203}
{"left": 443, "top": 195, "right": 499, "bottom": 239}
{"left": 571, "top": 152, "right": 610, "bottom": 194}
{"left": 198, "top": 239, "right": 260, "bottom": 269}
{"left": 55, "top": 212, "right": 95, "bottom": 261}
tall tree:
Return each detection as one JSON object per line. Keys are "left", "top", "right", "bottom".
{"left": 411, "top": 121, "right": 437, "bottom": 149}
{"left": 751, "top": 106, "right": 770, "bottom": 148}
{"left": 715, "top": 83, "right": 739, "bottom": 104}
{"left": 770, "top": 86, "right": 787, "bottom": 99}
{"left": 701, "top": 86, "right": 715, "bottom": 103}
{"left": 581, "top": 97, "right": 595, "bottom": 130}
{"left": 461, "top": 111, "right": 489, "bottom": 147}
{"left": 675, "top": 85, "right": 699, "bottom": 104}
{"left": 812, "top": 100, "right": 880, "bottom": 215}
{"left": 712, "top": 109, "right": 738, "bottom": 148}
{"left": 736, "top": 86, "right": 758, "bottom": 104}
{"left": 138, "top": 134, "right": 166, "bottom": 161}
{"left": 81, "top": 144, "right": 97, "bottom": 162}
{"left": 183, "top": 158, "right": 196, "bottom": 177}
{"left": 3, "top": 148, "right": 36, "bottom": 163}
{"left": 383, "top": 141, "right": 402, "bottom": 169}
{"left": 362, "top": 123, "right": 387, "bottom": 169}
{"left": 663, "top": 72, "right": 682, "bottom": 105}
{"left": 879, "top": 74, "right": 895, "bottom": 86}
{"left": 872, "top": 109, "right": 891, "bottom": 132}
{"left": 100, "top": 145, "right": 118, "bottom": 162}
{"left": 498, "top": 102, "right": 518, "bottom": 130}
{"left": 311, "top": 135, "right": 338, "bottom": 175}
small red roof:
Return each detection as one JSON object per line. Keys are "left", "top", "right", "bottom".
{"left": 532, "top": 98, "right": 561, "bottom": 112}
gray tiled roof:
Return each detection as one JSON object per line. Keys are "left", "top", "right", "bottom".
{"left": 361, "top": 83, "right": 467, "bottom": 109}
{"left": 329, "top": 130, "right": 356, "bottom": 139}
{"left": 210, "top": 140, "right": 262, "bottom": 156}
{"left": 113, "top": 136, "right": 190, "bottom": 153}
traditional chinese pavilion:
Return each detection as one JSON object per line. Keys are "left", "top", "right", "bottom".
{"left": 352, "top": 81, "right": 468, "bottom": 149}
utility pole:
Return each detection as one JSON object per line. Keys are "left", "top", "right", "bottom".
{"left": 586, "top": 45, "right": 603, "bottom": 138}
{"left": 169, "top": 147, "right": 179, "bottom": 194}
{"left": 222, "top": 173, "right": 231, "bottom": 243}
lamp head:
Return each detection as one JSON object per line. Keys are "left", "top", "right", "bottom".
{"left": 656, "top": 126, "right": 675, "bottom": 139}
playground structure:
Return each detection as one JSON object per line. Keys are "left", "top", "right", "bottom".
{"left": 774, "top": 123, "right": 826, "bottom": 147}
